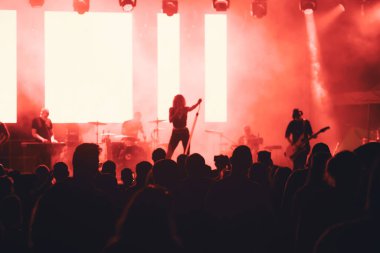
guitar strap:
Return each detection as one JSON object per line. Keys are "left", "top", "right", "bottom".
{"left": 302, "top": 119, "right": 306, "bottom": 137}
{"left": 302, "top": 119, "right": 311, "bottom": 149}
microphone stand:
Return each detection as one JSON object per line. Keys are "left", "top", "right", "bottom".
{"left": 184, "top": 102, "right": 201, "bottom": 155}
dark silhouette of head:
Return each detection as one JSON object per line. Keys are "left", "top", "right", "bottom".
{"left": 325, "top": 151, "right": 360, "bottom": 189}
{"left": 306, "top": 142, "right": 332, "bottom": 168}
{"left": 185, "top": 153, "right": 208, "bottom": 178}
{"left": 230, "top": 145, "right": 253, "bottom": 177}
{"left": 257, "top": 151, "right": 273, "bottom": 166}
{"left": 306, "top": 152, "right": 332, "bottom": 186}
{"left": 177, "top": 154, "right": 187, "bottom": 167}
{"left": 292, "top": 108, "right": 303, "bottom": 119}
{"left": 173, "top": 94, "right": 186, "bottom": 108}
{"left": 311, "top": 142, "right": 331, "bottom": 156}
{"left": 152, "top": 159, "right": 180, "bottom": 190}
{"left": 152, "top": 148, "right": 167, "bottom": 163}
{"left": 135, "top": 161, "right": 153, "bottom": 186}
{"left": 354, "top": 142, "right": 380, "bottom": 171}
{"left": 34, "top": 164, "right": 51, "bottom": 187}
{"left": 116, "top": 185, "right": 174, "bottom": 248}
{"left": 121, "top": 168, "right": 134, "bottom": 187}
{"left": 101, "top": 160, "right": 116, "bottom": 177}
{"left": 72, "top": 143, "right": 100, "bottom": 182}
{"left": 53, "top": 162, "right": 69, "bottom": 183}
{"left": 35, "top": 164, "right": 50, "bottom": 177}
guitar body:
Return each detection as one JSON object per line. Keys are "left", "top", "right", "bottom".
{"left": 285, "top": 142, "right": 310, "bottom": 160}
{"left": 284, "top": 126, "right": 330, "bottom": 161}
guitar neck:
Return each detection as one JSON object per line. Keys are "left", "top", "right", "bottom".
{"left": 308, "top": 127, "right": 330, "bottom": 141}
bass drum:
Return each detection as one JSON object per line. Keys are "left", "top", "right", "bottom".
{"left": 117, "top": 144, "right": 148, "bottom": 171}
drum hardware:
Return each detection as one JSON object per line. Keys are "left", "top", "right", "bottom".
{"left": 205, "top": 129, "right": 236, "bottom": 154}
{"left": 88, "top": 121, "right": 107, "bottom": 144}
{"left": 263, "top": 145, "right": 282, "bottom": 151}
{"left": 149, "top": 118, "right": 166, "bottom": 150}
{"left": 101, "top": 133, "right": 116, "bottom": 136}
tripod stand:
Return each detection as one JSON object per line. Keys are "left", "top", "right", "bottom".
{"left": 149, "top": 118, "right": 165, "bottom": 150}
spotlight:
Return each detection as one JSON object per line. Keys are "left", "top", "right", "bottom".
{"left": 212, "top": 0, "right": 230, "bottom": 11}
{"left": 162, "top": 0, "right": 178, "bottom": 17}
{"left": 251, "top": 0, "right": 267, "bottom": 18}
{"left": 119, "top": 0, "right": 136, "bottom": 12}
{"left": 73, "top": 0, "right": 90, "bottom": 14}
{"left": 338, "top": 3, "right": 345, "bottom": 12}
{"left": 29, "top": 0, "right": 44, "bottom": 7}
{"left": 300, "top": 0, "right": 317, "bottom": 13}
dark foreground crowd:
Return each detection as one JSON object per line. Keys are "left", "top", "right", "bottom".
{"left": 0, "top": 141, "right": 379, "bottom": 253}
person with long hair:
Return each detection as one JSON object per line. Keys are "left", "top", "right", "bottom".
{"left": 166, "top": 94, "right": 201, "bottom": 159}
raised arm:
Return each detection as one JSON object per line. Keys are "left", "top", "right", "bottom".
{"left": 188, "top": 98, "right": 202, "bottom": 112}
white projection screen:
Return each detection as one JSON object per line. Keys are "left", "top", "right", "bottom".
{"left": 157, "top": 13, "right": 180, "bottom": 120}
{"left": 45, "top": 11, "right": 133, "bottom": 123}
{"left": 0, "top": 10, "right": 17, "bottom": 123}
{"left": 205, "top": 14, "right": 227, "bottom": 122}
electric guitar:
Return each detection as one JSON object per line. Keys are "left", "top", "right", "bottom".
{"left": 285, "top": 126, "right": 330, "bottom": 160}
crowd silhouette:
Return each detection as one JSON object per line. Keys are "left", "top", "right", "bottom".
{"left": 0, "top": 139, "right": 379, "bottom": 253}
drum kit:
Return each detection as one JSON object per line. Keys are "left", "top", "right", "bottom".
{"left": 204, "top": 129, "right": 283, "bottom": 156}
{"left": 88, "top": 119, "right": 167, "bottom": 167}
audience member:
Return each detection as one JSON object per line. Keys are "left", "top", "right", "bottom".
{"left": 52, "top": 162, "right": 69, "bottom": 184}
{"left": 104, "top": 185, "right": 181, "bottom": 253}
{"left": 120, "top": 168, "right": 134, "bottom": 189}
{"left": 205, "top": 145, "right": 274, "bottom": 253}
{"left": 30, "top": 143, "right": 116, "bottom": 253}
{"left": 294, "top": 151, "right": 362, "bottom": 253}
{"left": 152, "top": 148, "right": 166, "bottom": 164}
{"left": 314, "top": 154, "right": 380, "bottom": 253}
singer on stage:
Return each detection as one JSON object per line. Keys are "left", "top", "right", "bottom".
{"left": 166, "top": 94, "right": 202, "bottom": 159}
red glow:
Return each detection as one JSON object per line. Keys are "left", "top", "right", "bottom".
{"left": 0, "top": 10, "right": 17, "bottom": 123}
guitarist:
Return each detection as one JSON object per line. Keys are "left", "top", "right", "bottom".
{"left": 285, "top": 108, "right": 313, "bottom": 170}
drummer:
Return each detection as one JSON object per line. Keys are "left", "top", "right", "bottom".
{"left": 121, "top": 112, "right": 146, "bottom": 144}
{"left": 238, "top": 125, "right": 263, "bottom": 155}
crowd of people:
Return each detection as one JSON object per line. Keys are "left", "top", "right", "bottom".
{"left": 0, "top": 101, "right": 379, "bottom": 253}
{"left": 0, "top": 138, "right": 379, "bottom": 253}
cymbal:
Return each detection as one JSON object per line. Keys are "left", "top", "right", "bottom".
{"left": 115, "top": 134, "right": 134, "bottom": 138}
{"left": 263, "top": 145, "right": 282, "bottom": 150}
{"left": 101, "top": 133, "right": 116, "bottom": 136}
{"left": 115, "top": 135, "right": 139, "bottom": 141}
{"left": 148, "top": 119, "right": 166, "bottom": 123}
{"left": 205, "top": 129, "right": 223, "bottom": 134}
{"left": 88, "top": 121, "right": 107, "bottom": 126}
